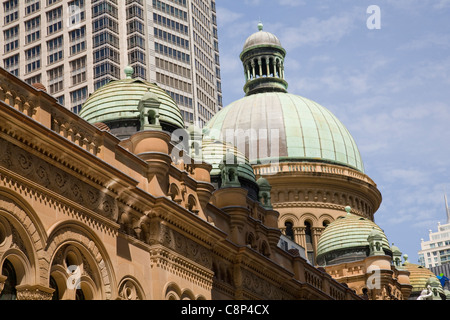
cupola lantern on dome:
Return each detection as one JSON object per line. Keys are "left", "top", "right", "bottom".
{"left": 240, "top": 22, "right": 288, "bottom": 96}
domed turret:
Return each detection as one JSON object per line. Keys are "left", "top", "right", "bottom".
{"left": 240, "top": 22, "right": 287, "bottom": 96}
{"left": 402, "top": 255, "right": 444, "bottom": 299}
{"left": 79, "top": 66, "right": 184, "bottom": 139}
{"left": 316, "top": 207, "right": 391, "bottom": 266}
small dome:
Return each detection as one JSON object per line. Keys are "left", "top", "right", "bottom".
{"left": 79, "top": 67, "right": 184, "bottom": 138}
{"left": 402, "top": 258, "right": 443, "bottom": 295}
{"left": 256, "top": 177, "right": 270, "bottom": 187}
{"left": 316, "top": 213, "right": 391, "bottom": 266}
{"left": 242, "top": 23, "right": 283, "bottom": 53}
{"left": 391, "top": 243, "right": 401, "bottom": 254}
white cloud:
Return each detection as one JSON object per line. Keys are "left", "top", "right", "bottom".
{"left": 278, "top": 0, "right": 305, "bottom": 7}
{"left": 434, "top": 0, "right": 450, "bottom": 8}
{"left": 279, "top": 13, "right": 358, "bottom": 50}
{"left": 243, "top": 0, "right": 262, "bottom": 5}
{"left": 397, "top": 33, "right": 450, "bottom": 51}
{"left": 216, "top": 7, "right": 243, "bottom": 28}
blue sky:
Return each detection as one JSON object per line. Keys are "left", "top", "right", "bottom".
{"left": 215, "top": 0, "right": 450, "bottom": 264}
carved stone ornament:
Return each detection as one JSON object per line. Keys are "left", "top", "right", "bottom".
{"left": 159, "top": 225, "right": 212, "bottom": 269}
{"left": 0, "top": 137, "right": 117, "bottom": 220}
{"left": 16, "top": 285, "right": 55, "bottom": 300}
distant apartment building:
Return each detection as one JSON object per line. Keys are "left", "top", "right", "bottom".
{"left": 0, "top": 0, "right": 222, "bottom": 127}
{"left": 418, "top": 195, "right": 450, "bottom": 268}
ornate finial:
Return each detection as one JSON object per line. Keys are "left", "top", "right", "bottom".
{"left": 258, "top": 21, "right": 263, "bottom": 31}
{"left": 124, "top": 66, "right": 134, "bottom": 79}
{"left": 345, "top": 206, "right": 351, "bottom": 214}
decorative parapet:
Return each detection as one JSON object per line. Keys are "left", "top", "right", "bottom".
{"left": 0, "top": 68, "right": 109, "bottom": 158}
{"left": 294, "top": 256, "right": 361, "bottom": 300}
{"left": 51, "top": 109, "right": 102, "bottom": 156}
{"left": 0, "top": 83, "right": 37, "bottom": 118}
{"left": 254, "top": 162, "right": 376, "bottom": 186}
{"left": 304, "top": 268, "right": 323, "bottom": 291}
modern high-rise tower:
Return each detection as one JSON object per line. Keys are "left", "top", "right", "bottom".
{"left": 0, "top": 0, "right": 222, "bottom": 126}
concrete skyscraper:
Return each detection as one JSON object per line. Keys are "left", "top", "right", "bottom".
{"left": 1, "top": 0, "right": 222, "bottom": 126}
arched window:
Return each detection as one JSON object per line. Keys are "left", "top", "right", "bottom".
{"left": 0, "top": 259, "right": 17, "bottom": 300}
{"left": 187, "top": 195, "right": 198, "bottom": 214}
{"left": 50, "top": 276, "right": 59, "bottom": 300}
{"left": 246, "top": 233, "right": 255, "bottom": 249}
{"left": 228, "top": 169, "right": 235, "bottom": 182}
{"left": 305, "top": 221, "right": 312, "bottom": 244}
{"left": 76, "top": 288, "right": 85, "bottom": 300}
{"left": 285, "top": 221, "right": 294, "bottom": 241}
{"left": 148, "top": 110, "right": 157, "bottom": 125}
{"left": 260, "top": 241, "right": 270, "bottom": 257}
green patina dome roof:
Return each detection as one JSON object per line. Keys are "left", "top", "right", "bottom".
{"left": 402, "top": 260, "right": 441, "bottom": 294}
{"left": 242, "top": 23, "right": 284, "bottom": 54}
{"left": 316, "top": 213, "right": 390, "bottom": 265}
{"left": 201, "top": 139, "right": 256, "bottom": 183}
{"left": 79, "top": 73, "right": 184, "bottom": 130}
{"left": 204, "top": 92, "right": 365, "bottom": 172}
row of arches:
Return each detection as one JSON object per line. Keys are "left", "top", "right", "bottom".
{"left": 165, "top": 283, "right": 206, "bottom": 300}
{"left": 280, "top": 213, "right": 334, "bottom": 265}
{"left": 0, "top": 202, "right": 112, "bottom": 300}
{"left": 274, "top": 190, "right": 373, "bottom": 218}
{"left": 168, "top": 183, "right": 200, "bottom": 215}
{"left": 0, "top": 188, "right": 211, "bottom": 300}
{"left": 246, "top": 232, "right": 271, "bottom": 258}
{"left": 1, "top": 252, "right": 204, "bottom": 301}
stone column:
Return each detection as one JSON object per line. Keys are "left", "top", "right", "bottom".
{"left": 246, "top": 63, "right": 251, "bottom": 81}
{"left": 5, "top": 91, "right": 13, "bottom": 105}
{"left": 251, "top": 61, "right": 256, "bottom": 79}
{"left": 266, "top": 57, "right": 270, "bottom": 77}
{"left": 295, "top": 227, "right": 306, "bottom": 249}
{"left": 258, "top": 58, "right": 263, "bottom": 77}
{"left": 311, "top": 227, "right": 324, "bottom": 256}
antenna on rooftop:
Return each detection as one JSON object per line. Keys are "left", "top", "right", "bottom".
{"left": 445, "top": 193, "right": 450, "bottom": 224}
